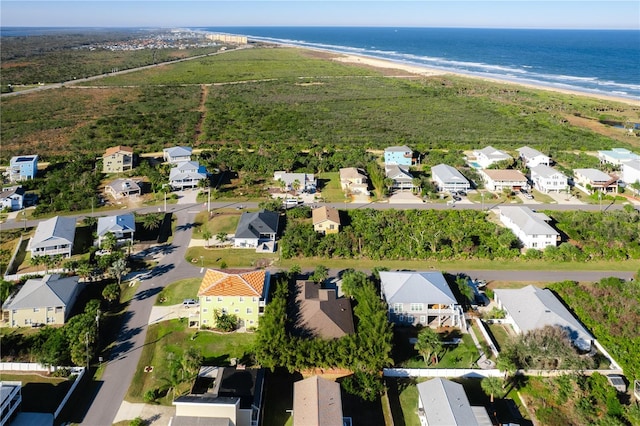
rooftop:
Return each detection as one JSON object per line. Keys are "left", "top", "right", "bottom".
{"left": 481, "top": 169, "right": 527, "bottom": 181}
{"left": 498, "top": 206, "right": 558, "bottom": 236}
{"left": 380, "top": 271, "right": 457, "bottom": 306}
{"left": 198, "top": 269, "right": 268, "bottom": 298}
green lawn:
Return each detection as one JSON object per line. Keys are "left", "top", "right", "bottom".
{"left": 156, "top": 278, "right": 202, "bottom": 306}
{"left": 0, "top": 373, "right": 73, "bottom": 413}
{"left": 316, "top": 172, "right": 345, "bottom": 202}
{"left": 126, "top": 319, "right": 256, "bottom": 404}
{"left": 386, "top": 378, "right": 421, "bottom": 426}
{"left": 186, "top": 246, "right": 277, "bottom": 269}
{"left": 487, "top": 322, "right": 513, "bottom": 352}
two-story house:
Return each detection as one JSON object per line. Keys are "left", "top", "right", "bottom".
{"left": 622, "top": 160, "right": 640, "bottom": 187}
{"left": 479, "top": 169, "right": 528, "bottom": 192}
{"left": 0, "top": 186, "right": 25, "bottom": 211}
{"left": 8, "top": 155, "right": 38, "bottom": 182}
{"left": 233, "top": 210, "right": 280, "bottom": 252}
{"left": 273, "top": 171, "right": 316, "bottom": 194}
{"left": 498, "top": 206, "right": 559, "bottom": 250}
{"left": 312, "top": 206, "right": 341, "bottom": 235}
{"left": 163, "top": 146, "right": 193, "bottom": 164}
{"left": 168, "top": 161, "right": 207, "bottom": 189}
{"left": 102, "top": 146, "right": 134, "bottom": 174}
{"left": 96, "top": 213, "right": 135, "bottom": 247}
{"left": 385, "top": 164, "right": 414, "bottom": 191}
{"left": 384, "top": 146, "right": 413, "bottom": 166}
{"left": 472, "top": 146, "right": 511, "bottom": 168}
{"left": 339, "top": 167, "right": 369, "bottom": 195}
{"left": 431, "top": 164, "right": 471, "bottom": 193}
{"left": 197, "top": 269, "right": 270, "bottom": 329}
{"left": 28, "top": 216, "right": 76, "bottom": 258}
{"left": 530, "top": 164, "right": 568, "bottom": 193}
{"left": 573, "top": 168, "right": 618, "bottom": 194}
{"left": 518, "top": 146, "right": 550, "bottom": 168}
{"left": 598, "top": 148, "right": 640, "bottom": 166}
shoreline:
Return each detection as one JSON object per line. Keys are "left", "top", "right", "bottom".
{"left": 258, "top": 40, "right": 640, "bottom": 107}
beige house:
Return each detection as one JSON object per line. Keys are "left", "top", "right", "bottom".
{"left": 2, "top": 274, "right": 80, "bottom": 327}
{"left": 102, "top": 146, "right": 134, "bottom": 173}
{"left": 479, "top": 169, "right": 528, "bottom": 192}
{"left": 339, "top": 167, "right": 369, "bottom": 195}
{"left": 312, "top": 206, "right": 341, "bottom": 235}
{"left": 293, "top": 375, "right": 344, "bottom": 426}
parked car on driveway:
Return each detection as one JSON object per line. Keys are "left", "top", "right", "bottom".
{"left": 183, "top": 299, "right": 199, "bottom": 308}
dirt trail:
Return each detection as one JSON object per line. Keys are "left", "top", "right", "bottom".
{"left": 193, "top": 84, "right": 209, "bottom": 143}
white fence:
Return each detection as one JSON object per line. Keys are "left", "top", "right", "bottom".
{"left": 384, "top": 368, "right": 503, "bottom": 378}
{"left": 0, "top": 362, "right": 50, "bottom": 372}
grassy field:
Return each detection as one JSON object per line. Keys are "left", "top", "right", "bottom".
{"left": 186, "top": 246, "right": 277, "bottom": 269}
{"left": 316, "top": 172, "right": 345, "bottom": 202}
{"left": 126, "top": 319, "right": 256, "bottom": 404}
{"left": 191, "top": 210, "right": 242, "bottom": 239}
{"left": 155, "top": 278, "right": 201, "bottom": 306}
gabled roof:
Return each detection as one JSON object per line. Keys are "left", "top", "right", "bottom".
{"left": 106, "top": 178, "right": 141, "bottom": 192}
{"left": 385, "top": 145, "right": 412, "bottom": 153}
{"left": 235, "top": 210, "right": 280, "bottom": 239}
{"left": 293, "top": 375, "right": 343, "bottom": 426}
{"left": 475, "top": 146, "right": 511, "bottom": 160}
{"left": 498, "top": 206, "right": 558, "bottom": 237}
{"left": 518, "top": 146, "right": 547, "bottom": 159}
{"left": 574, "top": 168, "right": 614, "bottom": 183}
{"left": 104, "top": 146, "right": 133, "bottom": 156}
{"left": 380, "top": 271, "right": 457, "bottom": 305}
{"left": 385, "top": 164, "right": 413, "bottom": 180}
{"left": 481, "top": 169, "right": 527, "bottom": 182}
{"left": 494, "top": 285, "right": 593, "bottom": 351}
{"left": 623, "top": 159, "right": 640, "bottom": 173}
{"left": 163, "top": 146, "right": 192, "bottom": 157}
{"left": 295, "top": 280, "right": 354, "bottom": 338}
{"left": 2, "top": 274, "right": 79, "bottom": 310}
{"left": 198, "top": 269, "right": 268, "bottom": 298}
{"left": 0, "top": 186, "right": 25, "bottom": 199}
{"left": 97, "top": 213, "right": 135, "bottom": 237}
{"left": 312, "top": 206, "right": 340, "bottom": 226}
{"left": 531, "top": 164, "right": 566, "bottom": 179}
{"left": 431, "top": 164, "right": 469, "bottom": 184}
{"left": 30, "top": 216, "right": 76, "bottom": 249}
{"left": 174, "top": 160, "right": 202, "bottom": 171}
{"left": 417, "top": 378, "right": 485, "bottom": 426}
{"left": 339, "top": 167, "right": 367, "bottom": 181}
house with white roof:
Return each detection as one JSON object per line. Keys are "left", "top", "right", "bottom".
{"left": 2, "top": 274, "right": 81, "bottom": 327}
{"left": 498, "top": 206, "right": 559, "bottom": 250}
{"left": 479, "top": 169, "right": 528, "bottom": 192}
{"left": 105, "top": 178, "right": 142, "bottom": 199}
{"left": 530, "top": 165, "right": 568, "bottom": 193}
{"left": 472, "top": 146, "right": 511, "bottom": 168}
{"left": 417, "top": 378, "right": 492, "bottom": 426}
{"left": 573, "top": 168, "right": 618, "bottom": 194}
{"left": 518, "top": 146, "right": 550, "bottom": 168}
{"left": 168, "top": 161, "right": 207, "bottom": 189}
{"left": 273, "top": 171, "right": 316, "bottom": 194}
{"left": 96, "top": 213, "right": 135, "bottom": 247}
{"left": 379, "top": 271, "right": 465, "bottom": 329}
{"left": 8, "top": 155, "right": 38, "bottom": 182}
{"left": 0, "top": 186, "right": 25, "bottom": 211}
{"left": 233, "top": 210, "right": 280, "bottom": 252}
{"left": 622, "top": 160, "right": 640, "bottom": 187}
{"left": 493, "top": 285, "right": 594, "bottom": 351}
{"left": 431, "top": 164, "right": 470, "bottom": 193}
{"left": 384, "top": 146, "right": 413, "bottom": 166}
{"left": 598, "top": 148, "right": 640, "bottom": 166}
{"left": 385, "top": 164, "right": 414, "bottom": 191}
{"left": 339, "top": 167, "right": 369, "bottom": 195}
{"left": 163, "top": 146, "right": 193, "bottom": 164}
{"left": 28, "top": 216, "right": 76, "bottom": 258}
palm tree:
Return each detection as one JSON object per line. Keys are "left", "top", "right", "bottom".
{"left": 30, "top": 255, "right": 43, "bottom": 272}
{"left": 481, "top": 376, "right": 504, "bottom": 403}
{"left": 292, "top": 179, "right": 301, "bottom": 194}
{"left": 216, "top": 232, "right": 227, "bottom": 245}
{"left": 202, "top": 229, "right": 212, "bottom": 248}
{"left": 414, "top": 328, "right": 443, "bottom": 365}
{"left": 109, "top": 258, "right": 129, "bottom": 286}
{"left": 277, "top": 178, "right": 286, "bottom": 193}
{"left": 77, "top": 262, "right": 93, "bottom": 283}
{"left": 141, "top": 213, "right": 163, "bottom": 230}
{"left": 101, "top": 232, "right": 118, "bottom": 252}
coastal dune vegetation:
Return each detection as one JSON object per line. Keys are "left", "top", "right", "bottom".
{"left": 2, "top": 46, "right": 638, "bottom": 162}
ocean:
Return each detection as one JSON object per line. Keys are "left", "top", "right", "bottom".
{"left": 198, "top": 27, "right": 640, "bottom": 100}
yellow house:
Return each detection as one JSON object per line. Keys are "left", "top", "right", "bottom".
{"left": 102, "top": 146, "right": 134, "bottom": 174}
{"left": 312, "top": 206, "right": 341, "bottom": 235}
{"left": 197, "top": 269, "right": 270, "bottom": 329}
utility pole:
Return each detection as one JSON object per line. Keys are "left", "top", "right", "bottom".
{"left": 85, "top": 332, "right": 89, "bottom": 369}
{"left": 208, "top": 188, "right": 211, "bottom": 212}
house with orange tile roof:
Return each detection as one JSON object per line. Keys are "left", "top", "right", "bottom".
{"left": 102, "top": 146, "right": 134, "bottom": 173}
{"left": 197, "top": 269, "right": 270, "bottom": 329}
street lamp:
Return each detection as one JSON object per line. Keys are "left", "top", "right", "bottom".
{"left": 598, "top": 191, "right": 602, "bottom": 212}
{"left": 481, "top": 192, "right": 485, "bottom": 211}
{"left": 200, "top": 255, "right": 204, "bottom": 268}
{"left": 22, "top": 210, "right": 26, "bottom": 230}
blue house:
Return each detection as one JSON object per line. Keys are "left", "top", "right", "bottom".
{"left": 9, "top": 155, "right": 38, "bottom": 182}
{"left": 384, "top": 146, "right": 413, "bottom": 166}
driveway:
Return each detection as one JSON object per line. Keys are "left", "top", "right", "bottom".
{"left": 148, "top": 304, "right": 199, "bottom": 325}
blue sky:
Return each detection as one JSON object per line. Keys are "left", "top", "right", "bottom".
{"left": 2, "top": 1, "right": 639, "bottom": 30}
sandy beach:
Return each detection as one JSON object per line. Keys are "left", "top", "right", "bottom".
{"left": 325, "top": 50, "right": 640, "bottom": 107}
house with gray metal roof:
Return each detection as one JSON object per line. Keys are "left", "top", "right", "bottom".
{"left": 233, "top": 210, "right": 280, "bottom": 252}
{"left": 431, "top": 164, "right": 470, "bottom": 193}
{"left": 0, "top": 186, "right": 25, "bottom": 211}
{"left": 379, "top": 271, "right": 465, "bottom": 329}
{"left": 530, "top": 165, "right": 568, "bottom": 193}
{"left": 622, "top": 160, "right": 640, "bottom": 187}
{"left": 105, "top": 178, "right": 141, "bottom": 199}
{"left": 494, "top": 285, "right": 594, "bottom": 351}
{"left": 472, "top": 146, "right": 512, "bottom": 168}
{"left": 28, "top": 216, "right": 76, "bottom": 258}
{"left": 498, "top": 206, "right": 559, "bottom": 250}
{"left": 163, "top": 146, "right": 193, "bottom": 164}
{"left": 2, "top": 274, "right": 81, "bottom": 327}
{"left": 417, "top": 378, "right": 492, "bottom": 426}
{"left": 97, "top": 213, "right": 135, "bottom": 247}
{"left": 573, "top": 168, "right": 618, "bottom": 194}
{"left": 385, "top": 164, "right": 414, "bottom": 191}
{"left": 518, "top": 146, "right": 550, "bottom": 168}
{"left": 293, "top": 375, "right": 344, "bottom": 426}
{"left": 598, "top": 148, "right": 640, "bottom": 166}
{"left": 168, "top": 161, "right": 207, "bottom": 189}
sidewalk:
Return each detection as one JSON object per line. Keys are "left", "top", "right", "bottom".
{"left": 113, "top": 401, "right": 175, "bottom": 425}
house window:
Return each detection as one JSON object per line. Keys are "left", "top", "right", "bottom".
{"left": 407, "top": 315, "right": 414, "bottom": 324}
{"left": 205, "top": 297, "right": 211, "bottom": 302}
{"left": 247, "top": 308, "right": 253, "bottom": 314}
{"left": 532, "top": 242, "right": 538, "bottom": 248}
{"left": 252, "top": 297, "right": 258, "bottom": 303}
{"left": 329, "top": 224, "right": 334, "bottom": 229}
{"left": 33, "top": 308, "right": 39, "bottom": 312}
{"left": 239, "top": 297, "right": 244, "bottom": 302}
{"left": 203, "top": 308, "right": 208, "bottom": 313}
{"left": 250, "top": 320, "right": 254, "bottom": 325}
{"left": 47, "top": 307, "right": 53, "bottom": 311}
{"left": 203, "top": 319, "right": 208, "bottom": 324}
{"left": 420, "top": 315, "right": 426, "bottom": 324}
{"left": 398, "top": 315, "right": 405, "bottom": 322}
{"left": 217, "top": 297, "right": 223, "bottom": 302}
{"left": 221, "top": 309, "right": 227, "bottom": 314}
{"left": 234, "top": 308, "right": 239, "bottom": 313}
{"left": 410, "top": 303, "right": 423, "bottom": 312}
{"left": 393, "top": 303, "right": 403, "bottom": 313}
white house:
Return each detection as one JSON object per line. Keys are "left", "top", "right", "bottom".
{"left": 339, "top": 167, "right": 369, "bottom": 195}
{"left": 105, "top": 178, "right": 141, "bottom": 199}
{"left": 518, "top": 146, "right": 550, "bottom": 168}
{"left": 0, "top": 186, "right": 25, "bottom": 211}
{"left": 163, "top": 146, "right": 192, "bottom": 164}
{"left": 385, "top": 164, "right": 414, "bottom": 191}
{"left": 573, "top": 168, "right": 618, "bottom": 194}
{"left": 28, "top": 216, "right": 76, "bottom": 258}
{"left": 598, "top": 148, "right": 640, "bottom": 166}
{"left": 233, "top": 210, "right": 280, "bottom": 252}
{"left": 479, "top": 169, "right": 528, "bottom": 192}
{"left": 273, "top": 171, "right": 316, "bottom": 193}
{"left": 430, "top": 164, "right": 470, "bottom": 193}
{"left": 622, "top": 160, "right": 640, "bottom": 187}
{"left": 494, "top": 285, "right": 594, "bottom": 351}
{"left": 498, "top": 206, "right": 559, "bottom": 250}
{"left": 472, "top": 146, "right": 511, "bottom": 168}
{"left": 530, "top": 165, "right": 568, "bottom": 193}
{"left": 168, "top": 161, "right": 207, "bottom": 189}
{"left": 417, "top": 378, "right": 492, "bottom": 426}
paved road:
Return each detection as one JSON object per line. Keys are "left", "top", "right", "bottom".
{"left": 80, "top": 204, "right": 203, "bottom": 426}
